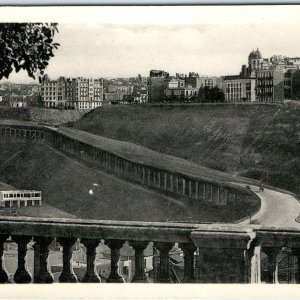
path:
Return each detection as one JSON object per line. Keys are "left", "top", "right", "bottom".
{"left": 239, "top": 185, "right": 300, "bottom": 229}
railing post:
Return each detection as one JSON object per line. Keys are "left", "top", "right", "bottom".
{"left": 81, "top": 239, "right": 101, "bottom": 283}
{"left": 292, "top": 249, "right": 300, "bottom": 283}
{"left": 34, "top": 237, "right": 54, "bottom": 283}
{"left": 0, "top": 235, "right": 9, "bottom": 283}
{"left": 180, "top": 243, "right": 197, "bottom": 283}
{"left": 263, "top": 247, "right": 281, "bottom": 283}
{"left": 129, "top": 241, "right": 149, "bottom": 283}
{"left": 13, "top": 235, "right": 32, "bottom": 284}
{"left": 154, "top": 242, "right": 173, "bottom": 283}
{"left": 57, "top": 238, "right": 77, "bottom": 283}
{"left": 105, "top": 239, "right": 125, "bottom": 283}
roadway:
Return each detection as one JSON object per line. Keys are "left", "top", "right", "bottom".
{"left": 239, "top": 185, "right": 300, "bottom": 229}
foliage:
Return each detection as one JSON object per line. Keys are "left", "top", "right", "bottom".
{"left": 0, "top": 23, "right": 60, "bottom": 82}
{"left": 198, "top": 86, "right": 225, "bottom": 103}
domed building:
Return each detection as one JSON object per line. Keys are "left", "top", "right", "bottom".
{"left": 248, "top": 48, "right": 264, "bottom": 73}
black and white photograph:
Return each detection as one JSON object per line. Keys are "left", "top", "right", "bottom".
{"left": 0, "top": 5, "right": 300, "bottom": 294}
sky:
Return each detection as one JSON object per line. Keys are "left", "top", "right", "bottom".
{"left": 2, "top": 6, "right": 300, "bottom": 83}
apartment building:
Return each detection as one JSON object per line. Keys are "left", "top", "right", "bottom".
{"left": 148, "top": 70, "right": 169, "bottom": 103}
{"left": 40, "top": 77, "right": 104, "bottom": 110}
{"left": 223, "top": 76, "right": 256, "bottom": 102}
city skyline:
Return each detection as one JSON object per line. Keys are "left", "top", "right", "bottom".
{"left": 4, "top": 23, "right": 300, "bottom": 84}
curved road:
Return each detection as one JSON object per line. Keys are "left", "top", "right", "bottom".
{"left": 239, "top": 185, "right": 300, "bottom": 229}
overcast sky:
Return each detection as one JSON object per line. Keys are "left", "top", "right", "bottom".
{"left": 3, "top": 7, "right": 300, "bottom": 83}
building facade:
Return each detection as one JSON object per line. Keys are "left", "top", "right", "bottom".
{"left": 223, "top": 76, "right": 255, "bottom": 102}
{"left": 0, "top": 189, "right": 42, "bottom": 208}
{"left": 148, "top": 70, "right": 169, "bottom": 103}
{"left": 40, "top": 77, "right": 104, "bottom": 110}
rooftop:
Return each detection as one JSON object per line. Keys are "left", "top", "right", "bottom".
{"left": 0, "top": 182, "right": 16, "bottom": 191}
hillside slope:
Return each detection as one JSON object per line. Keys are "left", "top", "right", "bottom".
{"left": 0, "top": 106, "right": 85, "bottom": 125}
{"left": 69, "top": 103, "right": 300, "bottom": 194}
{"left": 0, "top": 141, "right": 258, "bottom": 222}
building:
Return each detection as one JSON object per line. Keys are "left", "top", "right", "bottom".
{"left": 0, "top": 183, "right": 42, "bottom": 208}
{"left": 148, "top": 70, "right": 169, "bottom": 103}
{"left": 164, "top": 78, "right": 185, "bottom": 101}
{"left": 185, "top": 74, "right": 223, "bottom": 90}
{"left": 226, "top": 49, "right": 300, "bottom": 103}
{"left": 3, "top": 94, "right": 29, "bottom": 108}
{"left": 284, "top": 69, "right": 300, "bottom": 100}
{"left": 40, "top": 76, "right": 104, "bottom": 110}
{"left": 223, "top": 75, "right": 255, "bottom": 102}
{"left": 256, "top": 66, "right": 286, "bottom": 103}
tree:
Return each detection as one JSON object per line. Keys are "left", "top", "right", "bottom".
{"left": 0, "top": 23, "right": 60, "bottom": 82}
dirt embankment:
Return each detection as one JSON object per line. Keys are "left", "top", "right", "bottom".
{"left": 0, "top": 106, "right": 86, "bottom": 126}
{"left": 69, "top": 103, "right": 300, "bottom": 194}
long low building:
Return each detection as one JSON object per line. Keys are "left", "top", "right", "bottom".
{"left": 0, "top": 183, "right": 42, "bottom": 208}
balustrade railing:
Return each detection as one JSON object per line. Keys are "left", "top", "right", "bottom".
{"left": 0, "top": 217, "right": 299, "bottom": 284}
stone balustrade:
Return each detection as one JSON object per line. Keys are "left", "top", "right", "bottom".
{"left": 0, "top": 121, "right": 258, "bottom": 209}
{"left": 0, "top": 217, "right": 299, "bottom": 284}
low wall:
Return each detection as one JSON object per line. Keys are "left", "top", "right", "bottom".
{"left": 0, "top": 121, "right": 259, "bottom": 209}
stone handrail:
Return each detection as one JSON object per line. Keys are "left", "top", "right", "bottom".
{"left": 0, "top": 216, "right": 300, "bottom": 283}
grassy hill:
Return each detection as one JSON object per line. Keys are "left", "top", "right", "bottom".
{"left": 69, "top": 103, "right": 300, "bottom": 194}
{"left": 0, "top": 106, "right": 85, "bottom": 125}
{"left": 0, "top": 141, "right": 259, "bottom": 222}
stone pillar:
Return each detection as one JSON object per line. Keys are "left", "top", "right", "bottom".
{"left": 157, "top": 172, "right": 161, "bottom": 189}
{"left": 263, "top": 247, "right": 282, "bottom": 284}
{"left": 169, "top": 174, "right": 174, "bottom": 192}
{"left": 195, "top": 182, "right": 199, "bottom": 200}
{"left": 105, "top": 240, "right": 125, "bottom": 283}
{"left": 203, "top": 183, "right": 206, "bottom": 201}
{"left": 142, "top": 167, "right": 146, "bottom": 184}
{"left": 154, "top": 242, "right": 173, "bottom": 283}
{"left": 180, "top": 243, "right": 197, "bottom": 283}
{"left": 164, "top": 173, "right": 167, "bottom": 191}
{"left": 13, "top": 235, "right": 32, "bottom": 283}
{"left": 34, "top": 237, "right": 54, "bottom": 283}
{"left": 134, "top": 165, "right": 138, "bottom": 181}
{"left": 233, "top": 191, "right": 237, "bottom": 205}
{"left": 197, "top": 247, "right": 247, "bottom": 283}
{"left": 147, "top": 169, "right": 151, "bottom": 186}
{"left": 130, "top": 241, "right": 149, "bottom": 283}
{"left": 182, "top": 178, "right": 186, "bottom": 195}
{"left": 57, "top": 238, "right": 77, "bottom": 283}
{"left": 0, "top": 235, "right": 9, "bottom": 283}
{"left": 292, "top": 249, "right": 300, "bottom": 283}
{"left": 175, "top": 176, "right": 179, "bottom": 193}
{"left": 212, "top": 186, "right": 220, "bottom": 204}
{"left": 188, "top": 180, "right": 192, "bottom": 198}
{"left": 81, "top": 239, "right": 101, "bottom": 283}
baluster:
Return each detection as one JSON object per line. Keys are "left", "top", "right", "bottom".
{"left": 154, "top": 242, "right": 173, "bottom": 283}
{"left": 129, "top": 241, "right": 149, "bottom": 283}
{"left": 0, "top": 235, "right": 9, "bottom": 283}
{"left": 180, "top": 243, "right": 196, "bottom": 283}
{"left": 34, "top": 237, "right": 54, "bottom": 283}
{"left": 81, "top": 239, "right": 100, "bottom": 283}
{"left": 105, "top": 239, "right": 125, "bottom": 283}
{"left": 263, "top": 246, "right": 281, "bottom": 283}
{"left": 12, "top": 235, "right": 32, "bottom": 284}
{"left": 57, "top": 238, "right": 77, "bottom": 283}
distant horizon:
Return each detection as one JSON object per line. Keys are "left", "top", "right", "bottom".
{"left": 2, "top": 9, "right": 300, "bottom": 84}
